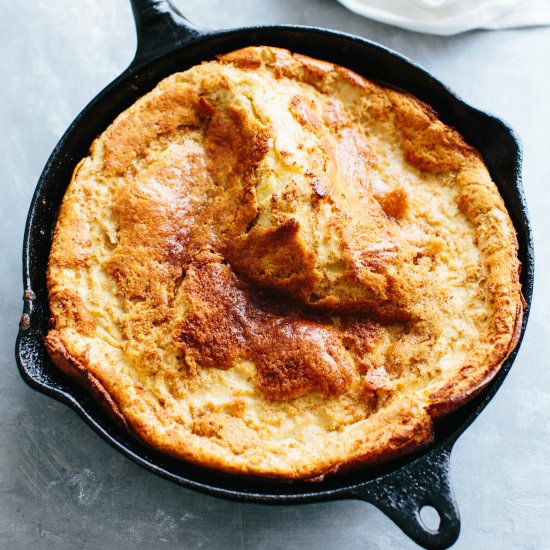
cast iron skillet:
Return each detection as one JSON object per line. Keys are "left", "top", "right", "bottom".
{"left": 16, "top": 1, "right": 534, "bottom": 548}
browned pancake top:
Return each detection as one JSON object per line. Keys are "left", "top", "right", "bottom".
{"left": 45, "top": 47, "right": 522, "bottom": 479}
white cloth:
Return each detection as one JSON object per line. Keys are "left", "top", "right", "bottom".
{"left": 337, "top": 0, "right": 550, "bottom": 34}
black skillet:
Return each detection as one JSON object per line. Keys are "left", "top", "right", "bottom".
{"left": 16, "top": 1, "right": 534, "bottom": 548}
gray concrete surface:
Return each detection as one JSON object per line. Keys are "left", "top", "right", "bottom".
{"left": 1, "top": 1, "right": 549, "bottom": 548}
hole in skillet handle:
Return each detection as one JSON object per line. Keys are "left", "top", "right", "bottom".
{"left": 347, "top": 445, "right": 460, "bottom": 549}
{"left": 420, "top": 505, "right": 442, "bottom": 532}
{"left": 130, "top": 0, "right": 207, "bottom": 67}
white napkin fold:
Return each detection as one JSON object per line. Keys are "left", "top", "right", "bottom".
{"left": 337, "top": 0, "right": 550, "bottom": 34}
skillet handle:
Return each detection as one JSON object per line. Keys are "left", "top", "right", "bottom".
{"left": 348, "top": 446, "right": 460, "bottom": 550}
{"left": 130, "top": 0, "right": 204, "bottom": 66}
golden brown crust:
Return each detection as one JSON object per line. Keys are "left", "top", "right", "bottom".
{"left": 46, "top": 46, "right": 522, "bottom": 480}
{"left": 427, "top": 297, "right": 524, "bottom": 418}
{"left": 45, "top": 331, "right": 129, "bottom": 430}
